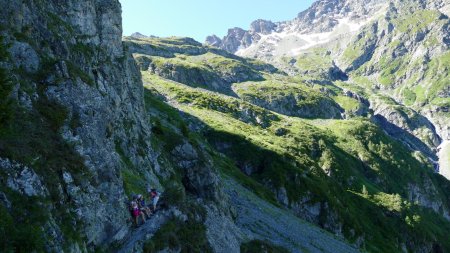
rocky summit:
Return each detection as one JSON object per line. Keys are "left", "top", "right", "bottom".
{"left": 0, "top": 0, "right": 449, "bottom": 252}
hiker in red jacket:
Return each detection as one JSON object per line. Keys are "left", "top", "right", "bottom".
{"left": 130, "top": 200, "right": 146, "bottom": 227}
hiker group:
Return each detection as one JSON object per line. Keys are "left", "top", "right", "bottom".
{"left": 129, "top": 187, "right": 160, "bottom": 227}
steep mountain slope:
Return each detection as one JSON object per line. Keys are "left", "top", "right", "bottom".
{"left": 206, "top": 0, "right": 450, "bottom": 180}
{"left": 336, "top": 0, "right": 450, "bottom": 172}
{"left": 127, "top": 36, "right": 450, "bottom": 252}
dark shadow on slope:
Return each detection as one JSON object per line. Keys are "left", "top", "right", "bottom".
{"left": 328, "top": 61, "right": 349, "bottom": 81}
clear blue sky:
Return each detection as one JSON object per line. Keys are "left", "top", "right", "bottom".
{"left": 120, "top": 0, "right": 315, "bottom": 42}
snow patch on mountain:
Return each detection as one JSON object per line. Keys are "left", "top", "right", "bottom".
{"left": 236, "top": 8, "right": 385, "bottom": 59}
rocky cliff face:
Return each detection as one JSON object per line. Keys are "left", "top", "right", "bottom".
{"left": 370, "top": 96, "right": 442, "bottom": 159}
{"left": 295, "top": 0, "right": 387, "bottom": 33}
{"left": 0, "top": 0, "right": 163, "bottom": 251}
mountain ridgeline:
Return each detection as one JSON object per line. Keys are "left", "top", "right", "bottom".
{"left": 0, "top": 0, "right": 449, "bottom": 253}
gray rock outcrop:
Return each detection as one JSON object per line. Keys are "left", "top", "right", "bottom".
{"left": 1, "top": 158, "right": 49, "bottom": 197}
{"left": 205, "top": 35, "right": 222, "bottom": 48}
{"left": 250, "top": 19, "right": 276, "bottom": 35}
{"left": 205, "top": 22, "right": 274, "bottom": 54}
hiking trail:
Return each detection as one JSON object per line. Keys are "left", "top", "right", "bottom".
{"left": 115, "top": 209, "right": 172, "bottom": 253}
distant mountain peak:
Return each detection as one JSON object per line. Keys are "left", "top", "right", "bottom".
{"left": 205, "top": 0, "right": 388, "bottom": 54}
{"left": 205, "top": 34, "right": 222, "bottom": 47}
{"left": 249, "top": 19, "right": 277, "bottom": 34}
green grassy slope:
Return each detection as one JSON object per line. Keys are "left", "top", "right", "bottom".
{"left": 141, "top": 70, "right": 450, "bottom": 252}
